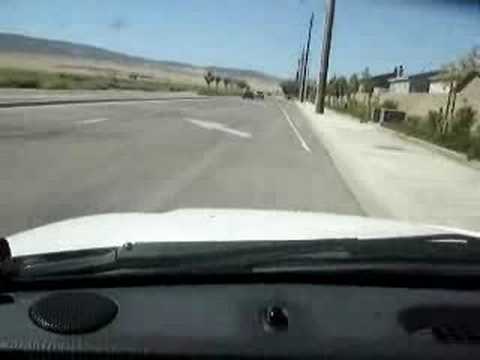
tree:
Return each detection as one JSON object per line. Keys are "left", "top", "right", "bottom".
{"left": 348, "top": 73, "right": 360, "bottom": 95}
{"left": 280, "top": 80, "right": 299, "bottom": 97}
{"left": 441, "top": 63, "right": 462, "bottom": 134}
{"left": 458, "top": 46, "right": 480, "bottom": 72}
{"left": 336, "top": 76, "right": 348, "bottom": 102}
{"left": 326, "top": 76, "right": 337, "bottom": 105}
{"left": 235, "top": 79, "right": 249, "bottom": 90}
{"left": 440, "top": 47, "right": 480, "bottom": 131}
{"left": 361, "top": 67, "right": 374, "bottom": 120}
{"left": 361, "top": 67, "right": 373, "bottom": 94}
{"left": 214, "top": 75, "right": 221, "bottom": 92}
{"left": 204, "top": 71, "right": 214, "bottom": 88}
{"left": 223, "top": 77, "right": 231, "bottom": 90}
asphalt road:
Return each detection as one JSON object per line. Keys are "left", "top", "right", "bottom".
{"left": 0, "top": 96, "right": 363, "bottom": 236}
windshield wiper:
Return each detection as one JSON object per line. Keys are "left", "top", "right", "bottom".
{"left": 3, "top": 233, "right": 480, "bottom": 280}
{"left": 0, "top": 247, "right": 119, "bottom": 279}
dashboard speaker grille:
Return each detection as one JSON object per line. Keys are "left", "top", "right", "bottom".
{"left": 29, "top": 292, "right": 118, "bottom": 334}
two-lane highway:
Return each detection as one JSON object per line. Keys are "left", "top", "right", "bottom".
{"left": 0, "top": 97, "right": 363, "bottom": 236}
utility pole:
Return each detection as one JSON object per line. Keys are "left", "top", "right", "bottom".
{"left": 300, "top": 12, "right": 314, "bottom": 103}
{"left": 305, "top": 64, "right": 311, "bottom": 101}
{"left": 295, "top": 56, "right": 301, "bottom": 84}
{"left": 315, "top": 0, "right": 336, "bottom": 114}
{"left": 296, "top": 53, "right": 303, "bottom": 88}
{"left": 297, "top": 47, "right": 305, "bottom": 99}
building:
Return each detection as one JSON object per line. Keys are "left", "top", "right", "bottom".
{"left": 409, "top": 71, "right": 441, "bottom": 92}
{"left": 388, "top": 76, "right": 410, "bottom": 94}
{"left": 389, "top": 70, "right": 441, "bottom": 94}
{"left": 429, "top": 74, "right": 454, "bottom": 94}
{"left": 359, "top": 71, "right": 396, "bottom": 93}
{"left": 429, "top": 70, "right": 479, "bottom": 95}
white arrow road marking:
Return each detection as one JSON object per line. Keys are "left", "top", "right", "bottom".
{"left": 77, "top": 118, "right": 109, "bottom": 125}
{"left": 184, "top": 118, "right": 252, "bottom": 139}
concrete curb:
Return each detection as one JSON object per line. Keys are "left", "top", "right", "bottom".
{"left": 379, "top": 125, "right": 480, "bottom": 171}
{"left": 0, "top": 95, "right": 208, "bottom": 108}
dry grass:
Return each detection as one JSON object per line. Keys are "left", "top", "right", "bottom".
{"left": 0, "top": 52, "right": 280, "bottom": 92}
{"left": 0, "top": 66, "right": 197, "bottom": 92}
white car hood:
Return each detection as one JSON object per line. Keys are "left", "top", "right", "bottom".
{"left": 6, "top": 209, "right": 477, "bottom": 257}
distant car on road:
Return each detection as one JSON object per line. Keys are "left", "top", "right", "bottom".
{"left": 255, "top": 91, "right": 265, "bottom": 100}
{"left": 242, "top": 89, "right": 255, "bottom": 100}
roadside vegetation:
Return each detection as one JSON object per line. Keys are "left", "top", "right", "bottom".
{"left": 392, "top": 106, "right": 480, "bottom": 160}
{"left": 0, "top": 67, "right": 193, "bottom": 92}
{"left": 0, "top": 67, "right": 251, "bottom": 96}
{"left": 325, "top": 82, "right": 480, "bottom": 160}
{"left": 201, "top": 71, "right": 250, "bottom": 96}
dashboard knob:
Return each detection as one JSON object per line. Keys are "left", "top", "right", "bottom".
{"left": 264, "top": 306, "right": 289, "bottom": 331}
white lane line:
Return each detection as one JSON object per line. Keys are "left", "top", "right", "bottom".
{"left": 276, "top": 103, "right": 311, "bottom": 153}
{"left": 77, "top": 118, "right": 109, "bottom": 125}
{"left": 184, "top": 118, "right": 252, "bottom": 139}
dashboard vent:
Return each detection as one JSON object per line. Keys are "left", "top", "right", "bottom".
{"left": 0, "top": 294, "right": 14, "bottom": 304}
{"left": 432, "top": 324, "right": 480, "bottom": 344}
{"left": 400, "top": 305, "right": 480, "bottom": 345}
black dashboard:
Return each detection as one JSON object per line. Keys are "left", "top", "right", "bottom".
{"left": 1, "top": 282, "right": 480, "bottom": 359}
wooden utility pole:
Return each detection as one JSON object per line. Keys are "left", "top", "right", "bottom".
{"left": 295, "top": 56, "right": 301, "bottom": 84}
{"left": 297, "top": 47, "right": 305, "bottom": 99}
{"left": 300, "top": 13, "right": 314, "bottom": 102}
{"left": 315, "top": 0, "right": 336, "bottom": 114}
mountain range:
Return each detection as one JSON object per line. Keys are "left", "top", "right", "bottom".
{"left": 0, "top": 33, "right": 281, "bottom": 87}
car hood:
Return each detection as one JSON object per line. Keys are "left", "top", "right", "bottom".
{"left": 5, "top": 209, "right": 479, "bottom": 257}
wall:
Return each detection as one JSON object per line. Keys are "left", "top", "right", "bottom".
{"left": 460, "top": 76, "right": 480, "bottom": 104}
{"left": 388, "top": 80, "right": 410, "bottom": 94}
{"left": 376, "top": 91, "right": 479, "bottom": 119}
{"left": 351, "top": 79, "right": 480, "bottom": 119}
{"left": 378, "top": 93, "right": 447, "bottom": 117}
{"left": 410, "top": 78, "right": 430, "bottom": 93}
{"left": 373, "top": 87, "right": 388, "bottom": 95}
{"left": 429, "top": 81, "right": 451, "bottom": 94}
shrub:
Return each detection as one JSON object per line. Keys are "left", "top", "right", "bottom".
{"left": 280, "top": 80, "right": 299, "bottom": 98}
{"left": 43, "top": 80, "right": 74, "bottom": 90}
{"left": 425, "top": 110, "right": 443, "bottom": 139}
{"left": 451, "top": 106, "right": 476, "bottom": 137}
{"left": 381, "top": 99, "right": 398, "bottom": 110}
{"left": 406, "top": 115, "right": 421, "bottom": 127}
{"left": 402, "top": 115, "right": 422, "bottom": 135}
{"left": 328, "top": 98, "right": 370, "bottom": 122}
{"left": 13, "top": 78, "right": 41, "bottom": 88}
{"left": 467, "top": 122, "right": 480, "bottom": 160}
{"left": 442, "top": 106, "right": 477, "bottom": 153}
{"left": 359, "top": 105, "right": 480, "bottom": 161}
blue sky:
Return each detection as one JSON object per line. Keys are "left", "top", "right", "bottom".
{"left": 0, "top": 0, "right": 478, "bottom": 78}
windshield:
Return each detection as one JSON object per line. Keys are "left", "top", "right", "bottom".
{"left": 0, "top": 1, "right": 479, "bottom": 263}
